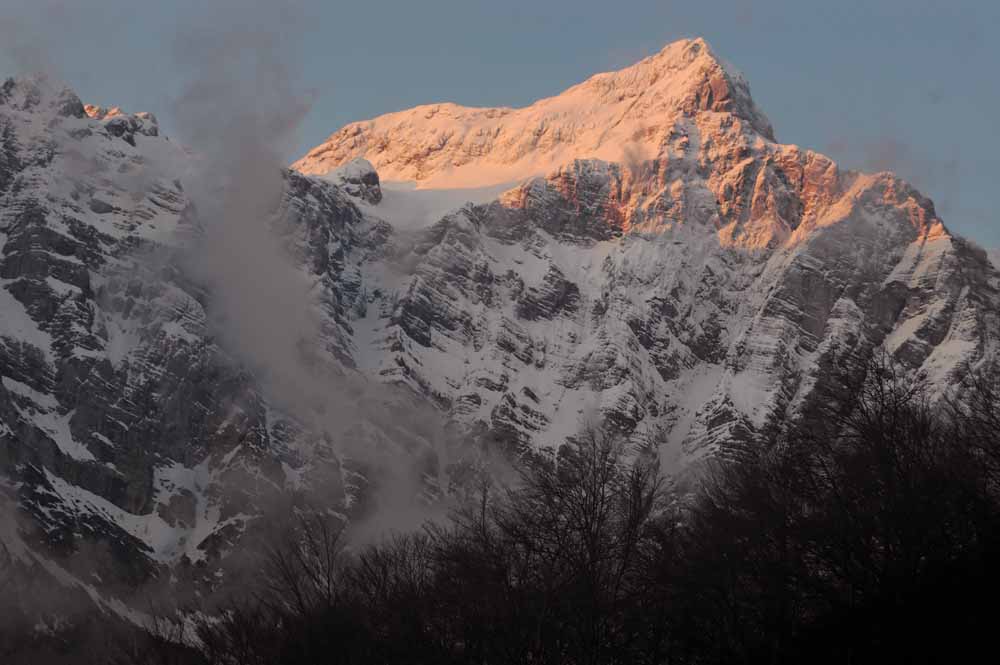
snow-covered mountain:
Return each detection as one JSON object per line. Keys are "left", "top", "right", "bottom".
{"left": 2, "top": 38, "right": 999, "bottom": 618}
{"left": 298, "top": 38, "right": 999, "bottom": 463}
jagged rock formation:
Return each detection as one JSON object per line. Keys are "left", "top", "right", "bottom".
{"left": 1, "top": 39, "right": 999, "bottom": 619}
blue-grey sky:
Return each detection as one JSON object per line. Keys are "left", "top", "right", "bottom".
{"left": 1, "top": 0, "right": 997, "bottom": 245}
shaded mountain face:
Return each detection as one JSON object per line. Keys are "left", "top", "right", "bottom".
{"left": 0, "top": 75, "right": 397, "bottom": 614}
{"left": 1, "top": 38, "right": 999, "bottom": 616}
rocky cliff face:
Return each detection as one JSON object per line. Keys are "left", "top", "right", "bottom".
{"left": 2, "top": 39, "right": 999, "bottom": 618}
{"left": 0, "top": 76, "right": 396, "bottom": 617}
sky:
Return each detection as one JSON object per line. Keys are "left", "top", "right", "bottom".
{"left": 1, "top": 0, "right": 997, "bottom": 246}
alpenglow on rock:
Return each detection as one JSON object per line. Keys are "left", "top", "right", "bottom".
{"left": 1, "top": 39, "right": 998, "bottom": 618}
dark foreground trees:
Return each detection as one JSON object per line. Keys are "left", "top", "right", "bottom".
{"left": 673, "top": 358, "right": 1000, "bottom": 664}
{"left": 111, "top": 356, "right": 1000, "bottom": 664}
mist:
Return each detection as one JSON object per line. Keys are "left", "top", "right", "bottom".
{"left": 171, "top": 2, "right": 319, "bottom": 405}
{"left": 168, "top": 1, "right": 464, "bottom": 546}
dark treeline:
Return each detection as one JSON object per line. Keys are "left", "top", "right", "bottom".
{"left": 19, "top": 355, "right": 1000, "bottom": 664}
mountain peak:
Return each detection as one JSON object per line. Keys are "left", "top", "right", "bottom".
{"left": 568, "top": 37, "right": 773, "bottom": 138}
{"left": 293, "top": 38, "right": 774, "bottom": 188}
{"left": 0, "top": 74, "right": 86, "bottom": 119}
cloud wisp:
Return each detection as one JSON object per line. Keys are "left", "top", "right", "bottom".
{"left": 170, "top": 1, "right": 461, "bottom": 542}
